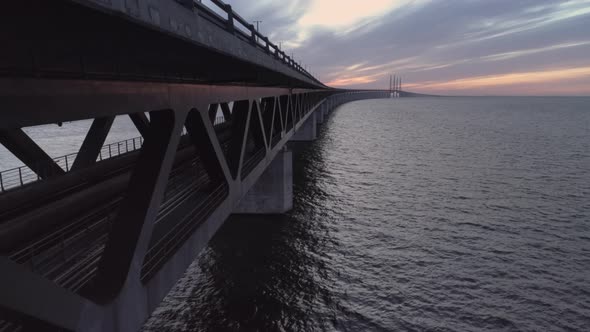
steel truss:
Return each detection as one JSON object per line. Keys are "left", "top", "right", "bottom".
{"left": 0, "top": 77, "right": 388, "bottom": 331}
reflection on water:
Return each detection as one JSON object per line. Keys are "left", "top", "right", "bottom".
{"left": 187, "top": 214, "right": 336, "bottom": 331}
{"left": 144, "top": 140, "right": 342, "bottom": 331}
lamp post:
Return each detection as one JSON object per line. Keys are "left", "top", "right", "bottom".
{"left": 253, "top": 20, "right": 262, "bottom": 31}
{"left": 253, "top": 20, "right": 262, "bottom": 42}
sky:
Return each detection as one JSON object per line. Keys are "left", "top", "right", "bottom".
{"left": 222, "top": 0, "right": 590, "bottom": 96}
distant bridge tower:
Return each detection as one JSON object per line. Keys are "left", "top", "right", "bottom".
{"left": 389, "top": 74, "right": 404, "bottom": 98}
{"left": 390, "top": 75, "right": 393, "bottom": 98}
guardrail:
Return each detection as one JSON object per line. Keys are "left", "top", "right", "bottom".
{"left": 184, "top": 0, "right": 319, "bottom": 84}
{"left": 0, "top": 136, "right": 146, "bottom": 193}
{"left": 0, "top": 117, "right": 232, "bottom": 194}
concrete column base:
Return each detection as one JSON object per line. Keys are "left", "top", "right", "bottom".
{"left": 233, "top": 149, "right": 293, "bottom": 214}
{"left": 290, "top": 113, "right": 317, "bottom": 141}
{"left": 317, "top": 107, "right": 325, "bottom": 124}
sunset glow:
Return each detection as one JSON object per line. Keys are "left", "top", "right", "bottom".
{"left": 406, "top": 67, "right": 590, "bottom": 94}
{"left": 227, "top": 0, "right": 590, "bottom": 95}
{"left": 411, "top": 67, "right": 590, "bottom": 91}
{"left": 325, "top": 75, "right": 380, "bottom": 87}
{"left": 298, "top": 0, "right": 402, "bottom": 27}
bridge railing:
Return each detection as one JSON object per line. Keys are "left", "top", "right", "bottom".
{"left": 0, "top": 117, "right": 238, "bottom": 194}
{"left": 0, "top": 136, "right": 148, "bottom": 193}
{"left": 192, "top": 0, "right": 317, "bottom": 83}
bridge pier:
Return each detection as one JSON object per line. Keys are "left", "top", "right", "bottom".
{"left": 290, "top": 112, "right": 317, "bottom": 141}
{"left": 317, "top": 105, "right": 325, "bottom": 124}
{"left": 233, "top": 149, "right": 293, "bottom": 214}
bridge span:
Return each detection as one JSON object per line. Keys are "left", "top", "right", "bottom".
{"left": 0, "top": 1, "right": 404, "bottom": 331}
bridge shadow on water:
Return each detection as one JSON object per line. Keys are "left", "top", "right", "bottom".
{"left": 144, "top": 138, "right": 344, "bottom": 331}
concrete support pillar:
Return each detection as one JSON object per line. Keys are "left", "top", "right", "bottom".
{"left": 316, "top": 105, "right": 325, "bottom": 124}
{"left": 234, "top": 149, "right": 293, "bottom": 214}
{"left": 290, "top": 112, "right": 316, "bottom": 141}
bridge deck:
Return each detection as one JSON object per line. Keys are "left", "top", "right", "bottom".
{"left": 0, "top": 1, "right": 392, "bottom": 331}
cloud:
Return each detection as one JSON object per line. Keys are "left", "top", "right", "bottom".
{"left": 297, "top": 0, "right": 404, "bottom": 27}
{"left": 479, "top": 41, "right": 590, "bottom": 62}
{"left": 326, "top": 75, "right": 380, "bottom": 86}
{"left": 223, "top": 0, "right": 590, "bottom": 95}
{"left": 410, "top": 66, "right": 590, "bottom": 90}
{"left": 224, "top": 0, "right": 313, "bottom": 46}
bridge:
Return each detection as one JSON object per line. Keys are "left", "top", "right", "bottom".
{"left": 0, "top": 1, "right": 406, "bottom": 331}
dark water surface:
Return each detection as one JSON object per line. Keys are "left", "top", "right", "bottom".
{"left": 143, "top": 97, "right": 590, "bottom": 332}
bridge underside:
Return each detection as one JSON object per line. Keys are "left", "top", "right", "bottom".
{"left": 0, "top": 76, "right": 388, "bottom": 331}
{"left": 0, "top": 0, "right": 322, "bottom": 89}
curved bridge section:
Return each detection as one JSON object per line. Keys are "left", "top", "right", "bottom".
{"left": 0, "top": 77, "right": 388, "bottom": 331}
{"left": 0, "top": 1, "right": 396, "bottom": 331}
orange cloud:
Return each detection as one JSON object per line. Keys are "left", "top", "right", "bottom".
{"left": 411, "top": 66, "right": 590, "bottom": 91}
{"left": 298, "top": 0, "right": 404, "bottom": 27}
{"left": 326, "top": 75, "right": 379, "bottom": 86}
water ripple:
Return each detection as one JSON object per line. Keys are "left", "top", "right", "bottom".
{"left": 144, "top": 97, "right": 590, "bottom": 331}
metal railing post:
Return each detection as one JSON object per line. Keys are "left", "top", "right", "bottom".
{"left": 118, "top": 142, "right": 121, "bottom": 156}
{"left": 109, "top": 144, "right": 112, "bottom": 158}
{"left": 0, "top": 172, "right": 4, "bottom": 192}
{"left": 264, "top": 37, "right": 270, "bottom": 53}
{"left": 65, "top": 155, "right": 69, "bottom": 172}
{"left": 225, "top": 5, "right": 234, "bottom": 32}
{"left": 250, "top": 24, "right": 257, "bottom": 44}
{"left": 18, "top": 167, "right": 23, "bottom": 186}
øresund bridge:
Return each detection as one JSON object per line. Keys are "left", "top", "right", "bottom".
{"left": 0, "top": 1, "right": 412, "bottom": 331}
